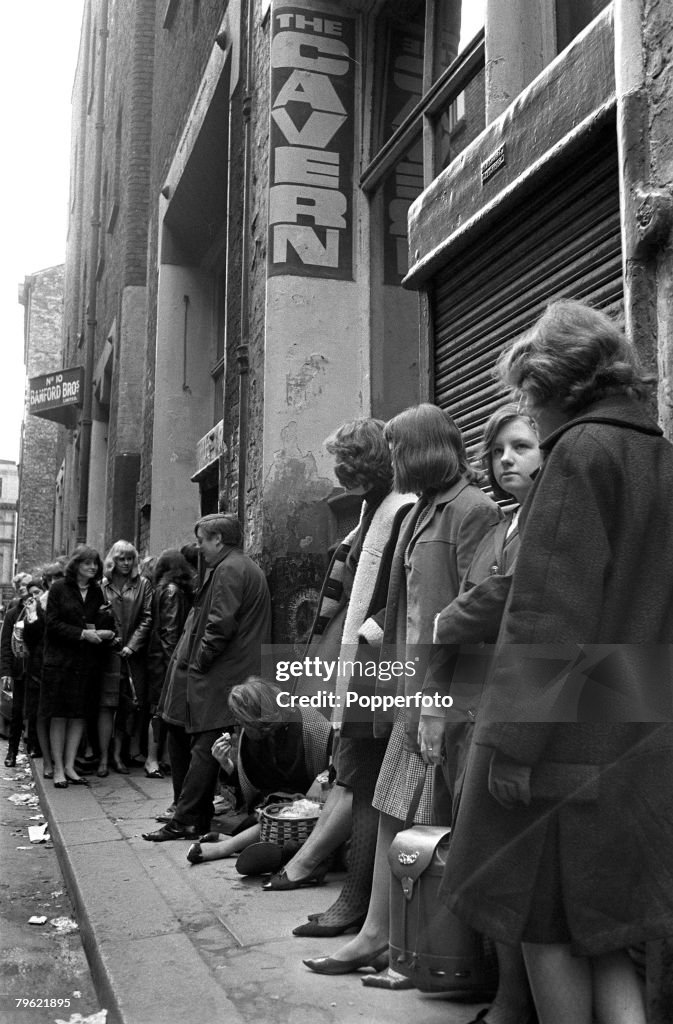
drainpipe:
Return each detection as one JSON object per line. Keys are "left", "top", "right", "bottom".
{"left": 77, "top": 0, "right": 109, "bottom": 544}
{"left": 236, "top": 0, "right": 254, "bottom": 527}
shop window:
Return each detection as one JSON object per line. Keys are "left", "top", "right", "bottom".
{"left": 364, "top": 1, "right": 486, "bottom": 282}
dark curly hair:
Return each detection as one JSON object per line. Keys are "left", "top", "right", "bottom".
{"left": 65, "top": 546, "right": 103, "bottom": 583}
{"left": 496, "top": 299, "right": 655, "bottom": 414}
{"left": 385, "top": 403, "right": 477, "bottom": 496}
{"left": 325, "top": 418, "right": 393, "bottom": 492}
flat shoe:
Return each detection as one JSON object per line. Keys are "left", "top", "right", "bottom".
{"left": 263, "top": 862, "right": 329, "bottom": 890}
{"left": 54, "top": 780, "right": 69, "bottom": 789}
{"left": 144, "top": 767, "right": 164, "bottom": 779}
{"left": 43, "top": 769, "right": 54, "bottom": 780}
{"left": 303, "top": 946, "right": 389, "bottom": 976}
{"left": 112, "top": 760, "right": 130, "bottom": 774}
{"left": 4, "top": 753, "right": 17, "bottom": 768}
{"left": 97, "top": 766, "right": 109, "bottom": 778}
{"left": 361, "top": 969, "right": 415, "bottom": 990}
{"left": 293, "top": 912, "right": 366, "bottom": 937}
{"left": 65, "top": 775, "right": 89, "bottom": 786}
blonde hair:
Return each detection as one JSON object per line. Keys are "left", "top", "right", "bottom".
{"left": 104, "top": 540, "right": 139, "bottom": 577}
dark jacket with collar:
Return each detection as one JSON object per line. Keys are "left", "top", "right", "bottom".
{"left": 179, "top": 546, "right": 271, "bottom": 733}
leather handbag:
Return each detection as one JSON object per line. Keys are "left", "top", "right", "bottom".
{"left": 387, "top": 773, "right": 497, "bottom": 996}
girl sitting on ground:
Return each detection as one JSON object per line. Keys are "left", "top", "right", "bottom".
{"left": 186, "top": 677, "right": 332, "bottom": 871}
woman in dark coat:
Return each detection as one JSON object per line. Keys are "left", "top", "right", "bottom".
{"left": 443, "top": 300, "right": 673, "bottom": 1024}
{"left": 144, "top": 549, "right": 193, "bottom": 778}
{"left": 42, "top": 547, "right": 116, "bottom": 787}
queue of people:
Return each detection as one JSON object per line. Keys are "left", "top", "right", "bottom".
{"left": 2, "top": 298, "right": 671, "bottom": 1024}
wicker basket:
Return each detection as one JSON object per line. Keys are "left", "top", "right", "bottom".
{"left": 259, "top": 802, "right": 320, "bottom": 847}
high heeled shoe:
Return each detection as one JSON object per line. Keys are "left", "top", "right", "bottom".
{"left": 303, "top": 946, "right": 389, "bottom": 976}
{"left": 262, "top": 861, "right": 329, "bottom": 890}
{"left": 292, "top": 911, "right": 366, "bottom": 937}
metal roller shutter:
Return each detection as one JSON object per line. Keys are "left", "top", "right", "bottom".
{"left": 431, "top": 126, "right": 622, "bottom": 455}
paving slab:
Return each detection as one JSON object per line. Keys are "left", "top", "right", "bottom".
{"left": 33, "top": 766, "right": 488, "bottom": 1024}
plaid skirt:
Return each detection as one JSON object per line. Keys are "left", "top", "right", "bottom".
{"left": 372, "top": 715, "right": 435, "bottom": 824}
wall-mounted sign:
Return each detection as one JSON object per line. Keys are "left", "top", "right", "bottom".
{"left": 481, "top": 144, "right": 506, "bottom": 185}
{"left": 192, "top": 419, "right": 226, "bottom": 481}
{"left": 268, "top": 4, "right": 356, "bottom": 280}
{"left": 29, "top": 366, "right": 84, "bottom": 425}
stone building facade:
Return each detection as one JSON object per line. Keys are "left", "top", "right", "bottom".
{"left": 16, "top": 265, "right": 66, "bottom": 571}
{"left": 53, "top": 0, "right": 673, "bottom": 663}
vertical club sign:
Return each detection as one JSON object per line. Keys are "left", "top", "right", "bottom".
{"left": 269, "top": 5, "right": 355, "bottom": 280}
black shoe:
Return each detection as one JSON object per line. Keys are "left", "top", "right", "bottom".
{"left": 142, "top": 822, "right": 199, "bottom": 842}
{"left": 303, "top": 946, "right": 389, "bottom": 976}
{"left": 293, "top": 912, "right": 366, "bottom": 937}
{"left": 4, "top": 752, "right": 17, "bottom": 768}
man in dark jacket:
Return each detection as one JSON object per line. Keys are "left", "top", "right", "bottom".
{"left": 144, "top": 513, "right": 272, "bottom": 840}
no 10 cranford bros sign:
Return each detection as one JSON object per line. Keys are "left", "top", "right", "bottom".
{"left": 29, "top": 367, "right": 84, "bottom": 423}
{"left": 269, "top": 6, "right": 355, "bottom": 280}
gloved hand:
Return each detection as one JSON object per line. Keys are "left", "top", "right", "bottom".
{"left": 488, "top": 751, "right": 532, "bottom": 808}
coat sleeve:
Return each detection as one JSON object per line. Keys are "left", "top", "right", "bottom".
{"left": 478, "top": 430, "right": 615, "bottom": 764}
{"left": 126, "top": 578, "right": 154, "bottom": 653}
{"left": 0, "top": 607, "right": 18, "bottom": 676}
{"left": 192, "top": 562, "right": 243, "bottom": 673}
{"left": 157, "top": 585, "right": 185, "bottom": 664}
{"left": 455, "top": 502, "right": 503, "bottom": 584}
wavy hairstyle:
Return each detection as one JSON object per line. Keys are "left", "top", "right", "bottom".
{"left": 65, "top": 545, "right": 104, "bottom": 583}
{"left": 495, "top": 299, "right": 654, "bottom": 414}
{"left": 385, "top": 403, "right": 477, "bottom": 496}
{"left": 153, "top": 549, "right": 194, "bottom": 593}
{"left": 325, "top": 418, "right": 393, "bottom": 492}
{"left": 480, "top": 403, "right": 538, "bottom": 500}
{"left": 104, "top": 540, "right": 139, "bottom": 577}
{"left": 227, "top": 677, "right": 284, "bottom": 732}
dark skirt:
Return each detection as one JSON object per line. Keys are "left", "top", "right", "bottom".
{"left": 335, "top": 734, "right": 388, "bottom": 798}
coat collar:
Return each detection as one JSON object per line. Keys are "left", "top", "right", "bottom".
{"left": 540, "top": 394, "right": 662, "bottom": 453}
{"left": 407, "top": 474, "right": 473, "bottom": 545}
{"left": 199, "top": 545, "right": 234, "bottom": 588}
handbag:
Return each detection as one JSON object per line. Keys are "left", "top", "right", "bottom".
{"left": 387, "top": 771, "right": 497, "bottom": 996}
{"left": 117, "top": 662, "right": 140, "bottom": 735}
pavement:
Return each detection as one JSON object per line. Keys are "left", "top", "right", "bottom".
{"left": 32, "top": 763, "right": 489, "bottom": 1024}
